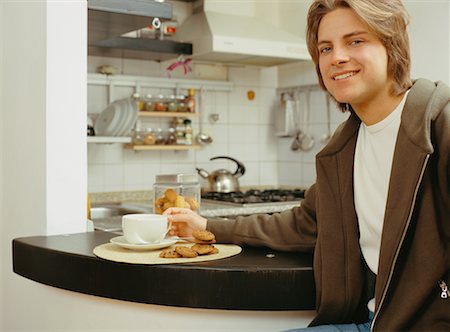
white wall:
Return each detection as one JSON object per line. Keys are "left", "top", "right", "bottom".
{"left": 87, "top": 59, "right": 282, "bottom": 192}
{"left": 406, "top": 0, "right": 450, "bottom": 84}
{"left": 0, "top": 1, "right": 4, "bottom": 327}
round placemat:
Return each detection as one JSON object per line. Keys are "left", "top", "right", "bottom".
{"left": 93, "top": 242, "right": 242, "bottom": 265}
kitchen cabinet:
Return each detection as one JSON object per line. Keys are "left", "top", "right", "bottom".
{"left": 88, "top": 73, "right": 233, "bottom": 148}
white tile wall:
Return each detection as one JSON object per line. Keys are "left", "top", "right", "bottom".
{"left": 87, "top": 57, "right": 348, "bottom": 193}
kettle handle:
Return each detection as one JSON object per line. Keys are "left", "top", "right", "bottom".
{"left": 196, "top": 167, "right": 209, "bottom": 179}
{"left": 209, "top": 156, "right": 246, "bottom": 178}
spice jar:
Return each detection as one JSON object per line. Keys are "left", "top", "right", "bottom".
{"left": 154, "top": 95, "right": 168, "bottom": 112}
{"left": 165, "top": 127, "right": 177, "bottom": 145}
{"left": 143, "top": 128, "right": 156, "bottom": 145}
{"left": 177, "top": 95, "right": 188, "bottom": 112}
{"left": 143, "top": 94, "right": 155, "bottom": 112}
{"left": 131, "top": 128, "right": 145, "bottom": 145}
{"left": 155, "top": 128, "right": 166, "bottom": 145}
{"left": 185, "top": 88, "right": 196, "bottom": 113}
{"left": 153, "top": 173, "right": 201, "bottom": 214}
{"left": 167, "top": 95, "right": 178, "bottom": 112}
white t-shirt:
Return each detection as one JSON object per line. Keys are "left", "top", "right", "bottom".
{"left": 354, "top": 91, "right": 409, "bottom": 312}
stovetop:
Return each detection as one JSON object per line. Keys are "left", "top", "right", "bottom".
{"left": 201, "top": 189, "right": 305, "bottom": 207}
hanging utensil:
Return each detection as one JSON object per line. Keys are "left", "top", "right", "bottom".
{"left": 299, "top": 90, "right": 315, "bottom": 151}
{"left": 195, "top": 88, "right": 213, "bottom": 145}
{"left": 290, "top": 91, "right": 303, "bottom": 151}
{"left": 321, "top": 93, "right": 332, "bottom": 144}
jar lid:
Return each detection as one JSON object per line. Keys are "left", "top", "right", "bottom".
{"left": 155, "top": 173, "right": 199, "bottom": 184}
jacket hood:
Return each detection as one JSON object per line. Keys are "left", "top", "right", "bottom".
{"left": 317, "top": 79, "right": 450, "bottom": 158}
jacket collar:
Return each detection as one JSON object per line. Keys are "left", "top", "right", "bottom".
{"left": 316, "top": 78, "right": 442, "bottom": 160}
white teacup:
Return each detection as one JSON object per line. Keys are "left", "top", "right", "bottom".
{"left": 122, "top": 214, "right": 170, "bottom": 244}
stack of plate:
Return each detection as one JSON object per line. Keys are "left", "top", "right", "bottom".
{"left": 94, "top": 98, "right": 139, "bottom": 137}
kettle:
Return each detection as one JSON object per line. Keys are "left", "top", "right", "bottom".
{"left": 196, "top": 156, "right": 246, "bottom": 193}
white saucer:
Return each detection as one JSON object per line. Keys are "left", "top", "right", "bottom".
{"left": 110, "top": 236, "right": 178, "bottom": 251}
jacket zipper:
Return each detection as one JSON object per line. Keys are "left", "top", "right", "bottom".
{"left": 439, "top": 280, "right": 450, "bottom": 299}
{"left": 370, "top": 154, "right": 430, "bottom": 331}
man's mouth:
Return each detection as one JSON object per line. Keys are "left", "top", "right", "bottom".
{"left": 333, "top": 71, "right": 358, "bottom": 80}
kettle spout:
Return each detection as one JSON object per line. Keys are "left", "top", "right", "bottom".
{"left": 196, "top": 167, "right": 209, "bottom": 179}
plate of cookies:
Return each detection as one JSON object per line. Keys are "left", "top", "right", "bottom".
{"left": 94, "top": 230, "right": 242, "bottom": 265}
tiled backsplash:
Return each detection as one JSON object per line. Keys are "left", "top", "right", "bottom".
{"left": 88, "top": 57, "right": 348, "bottom": 193}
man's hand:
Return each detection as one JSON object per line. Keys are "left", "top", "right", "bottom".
{"left": 163, "top": 207, "right": 207, "bottom": 237}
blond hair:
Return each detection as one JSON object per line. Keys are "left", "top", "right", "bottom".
{"left": 306, "top": 0, "right": 412, "bottom": 111}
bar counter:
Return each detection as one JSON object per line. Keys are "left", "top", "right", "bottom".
{"left": 12, "top": 231, "right": 315, "bottom": 310}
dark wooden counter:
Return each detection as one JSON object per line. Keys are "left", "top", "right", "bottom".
{"left": 12, "top": 231, "right": 315, "bottom": 310}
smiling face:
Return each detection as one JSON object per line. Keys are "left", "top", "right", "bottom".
{"left": 318, "top": 8, "right": 394, "bottom": 114}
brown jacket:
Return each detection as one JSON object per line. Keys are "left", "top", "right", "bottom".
{"left": 208, "top": 79, "right": 450, "bottom": 331}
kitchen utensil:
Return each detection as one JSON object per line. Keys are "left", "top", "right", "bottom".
{"left": 196, "top": 156, "right": 246, "bottom": 193}
{"left": 299, "top": 91, "right": 315, "bottom": 151}
{"left": 321, "top": 94, "right": 332, "bottom": 144}
{"left": 275, "top": 93, "right": 296, "bottom": 137}
{"left": 195, "top": 88, "right": 213, "bottom": 145}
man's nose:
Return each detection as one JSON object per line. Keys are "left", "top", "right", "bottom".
{"left": 331, "top": 47, "right": 350, "bottom": 65}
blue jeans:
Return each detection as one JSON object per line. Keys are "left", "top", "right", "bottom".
{"left": 284, "top": 312, "right": 373, "bottom": 332}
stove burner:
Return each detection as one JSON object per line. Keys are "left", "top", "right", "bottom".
{"left": 202, "top": 189, "right": 305, "bottom": 204}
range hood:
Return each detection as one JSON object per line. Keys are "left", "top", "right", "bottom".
{"left": 177, "top": 9, "right": 311, "bottom": 66}
{"left": 88, "top": 0, "right": 192, "bottom": 61}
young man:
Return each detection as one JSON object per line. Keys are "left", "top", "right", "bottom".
{"left": 165, "top": 0, "right": 450, "bottom": 330}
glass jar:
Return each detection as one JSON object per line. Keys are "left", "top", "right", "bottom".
{"left": 132, "top": 93, "right": 144, "bottom": 111}
{"left": 177, "top": 95, "right": 188, "bottom": 112}
{"left": 167, "top": 95, "right": 178, "bottom": 112}
{"left": 184, "top": 119, "right": 193, "bottom": 145}
{"left": 153, "top": 173, "right": 201, "bottom": 214}
{"left": 143, "top": 128, "right": 156, "bottom": 145}
{"left": 131, "top": 128, "right": 145, "bottom": 145}
{"left": 154, "top": 95, "right": 168, "bottom": 112}
{"left": 165, "top": 127, "right": 177, "bottom": 145}
{"left": 155, "top": 128, "right": 166, "bottom": 145}
{"left": 143, "top": 94, "right": 155, "bottom": 112}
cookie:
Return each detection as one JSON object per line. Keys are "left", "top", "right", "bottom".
{"left": 164, "top": 188, "right": 178, "bottom": 203}
{"left": 174, "top": 245, "right": 198, "bottom": 258}
{"left": 159, "top": 248, "right": 182, "bottom": 258}
{"left": 208, "top": 246, "right": 219, "bottom": 255}
{"left": 192, "top": 230, "right": 215, "bottom": 242}
{"left": 191, "top": 244, "right": 214, "bottom": 255}
{"left": 194, "top": 238, "right": 216, "bottom": 244}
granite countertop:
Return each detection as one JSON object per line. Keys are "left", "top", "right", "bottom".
{"left": 90, "top": 190, "right": 302, "bottom": 220}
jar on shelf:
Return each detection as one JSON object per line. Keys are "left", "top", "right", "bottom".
{"left": 155, "top": 128, "right": 166, "bottom": 145}
{"left": 131, "top": 128, "right": 145, "bottom": 145}
{"left": 132, "top": 93, "right": 144, "bottom": 111}
{"left": 143, "top": 128, "right": 156, "bottom": 145}
{"left": 184, "top": 119, "right": 193, "bottom": 145}
{"left": 167, "top": 95, "right": 178, "bottom": 112}
{"left": 153, "top": 173, "right": 201, "bottom": 214}
{"left": 177, "top": 95, "right": 188, "bottom": 112}
{"left": 186, "top": 88, "right": 196, "bottom": 113}
{"left": 143, "top": 94, "right": 155, "bottom": 112}
{"left": 165, "top": 127, "right": 177, "bottom": 145}
{"left": 154, "top": 95, "right": 168, "bottom": 112}
{"left": 175, "top": 118, "right": 186, "bottom": 145}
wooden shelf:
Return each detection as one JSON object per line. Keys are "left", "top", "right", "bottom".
{"left": 127, "top": 144, "right": 201, "bottom": 151}
{"left": 138, "top": 111, "right": 198, "bottom": 118}
{"left": 87, "top": 136, "right": 132, "bottom": 144}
